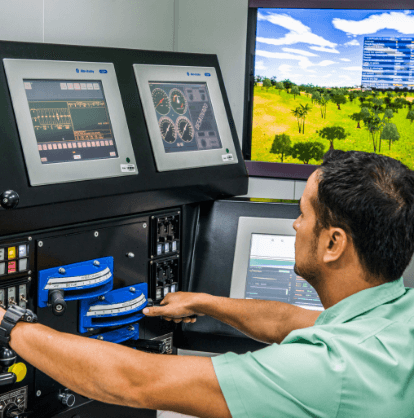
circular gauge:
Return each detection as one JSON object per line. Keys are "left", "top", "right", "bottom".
{"left": 152, "top": 88, "right": 170, "bottom": 115}
{"left": 170, "top": 89, "right": 187, "bottom": 115}
{"left": 176, "top": 116, "right": 194, "bottom": 142}
{"left": 159, "top": 117, "right": 176, "bottom": 143}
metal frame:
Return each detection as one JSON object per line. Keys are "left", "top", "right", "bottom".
{"left": 3, "top": 59, "right": 137, "bottom": 186}
{"left": 133, "top": 64, "right": 238, "bottom": 172}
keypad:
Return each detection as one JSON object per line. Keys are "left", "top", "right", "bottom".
{"left": 0, "top": 243, "right": 29, "bottom": 277}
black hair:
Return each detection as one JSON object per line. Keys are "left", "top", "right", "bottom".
{"left": 314, "top": 150, "right": 414, "bottom": 283}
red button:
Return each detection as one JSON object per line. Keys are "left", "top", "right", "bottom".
{"left": 8, "top": 261, "right": 16, "bottom": 274}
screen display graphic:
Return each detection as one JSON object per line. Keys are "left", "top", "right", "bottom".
{"left": 253, "top": 9, "right": 414, "bottom": 171}
{"left": 245, "top": 234, "right": 323, "bottom": 311}
{"left": 24, "top": 80, "right": 118, "bottom": 164}
{"left": 149, "top": 82, "right": 222, "bottom": 153}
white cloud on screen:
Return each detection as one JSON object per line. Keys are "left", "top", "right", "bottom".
{"left": 332, "top": 11, "right": 414, "bottom": 35}
{"left": 256, "top": 50, "right": 336, "bottom": 69}
{"left": 255, "top": 60, "right": 267, "bottom": 70}
{"left": 340, "top": 58, "right": 351, "bottom": 62}
{"left": 309, "top": 46, "right": 340, "bottom": 54}
{"left": 257, "top": 12, "right": 337, "bottom": 48}
{"left": 344, "top": 39, "right": 360, "bottom": 47}
{"left": 282, "top": 47, "right": 319, "bottom": 57}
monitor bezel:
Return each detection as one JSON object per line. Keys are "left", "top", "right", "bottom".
{"left": 243, "top": 0, "right": 414, "bottom": 179}
{"left": 229, "top": 216, "right": 297, "bottom": 299}
{"left": 3, "top": 59, "right": 138, "bottom": 186}
{"left": 133, "top": 64, "right": 238, "bottom": 172}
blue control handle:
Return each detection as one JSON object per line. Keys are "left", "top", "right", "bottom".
{"left": 79, "top": 283, "right": 148, "bottom": 333}
{"left": 38, "top": 257, "right": 114, "bottom": 309}
{"left": 90, "top": 323, "right": 140, "bottom": 343}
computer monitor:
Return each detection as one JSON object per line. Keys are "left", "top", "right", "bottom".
{"left": 3, "top": 59, "right": 137, "bottom": 186}
{"left": 133, "top": 64, "right": 238, "bottom": 172}
{"left": 230, "top": 217, "right": 324, "bottom": 311}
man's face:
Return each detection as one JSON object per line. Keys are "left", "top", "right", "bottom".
{"left": 293, "top": 170, "right": 322, "bottom": 284}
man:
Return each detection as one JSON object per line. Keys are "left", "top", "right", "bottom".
{"left": 2, "top": 150, "right": 414, "bottom": 417}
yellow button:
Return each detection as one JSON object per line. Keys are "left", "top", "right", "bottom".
{"left": 8, "top": 362, "right": 27, "bottom": 383}
{"left": 7, "top": 247, "right": 16, "bottom": 259}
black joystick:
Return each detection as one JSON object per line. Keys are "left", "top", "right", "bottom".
{"left": 0, "top": 191, "right": 19, "bottom": 210}
{"left": 48, "top": 290, "right": 67, "bottom": 316}
{"left": 0, "top": 346, "right": 17, "bottom": 386}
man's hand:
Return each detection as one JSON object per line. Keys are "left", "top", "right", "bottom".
{"left": 143, "top": 292, "right": 204, "bottom": 323}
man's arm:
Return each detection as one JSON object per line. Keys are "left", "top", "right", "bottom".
{"left": 144, "top": 292, "right": 321, "bottom": 344}
{"left": 4, "top": 310, "right": 231, "bottom": 418}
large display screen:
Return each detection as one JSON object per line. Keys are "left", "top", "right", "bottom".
{"left": 246, "top": 233, "right": 323, "bottom": 310}
{"left": 251, "top": 9, "right": 414, "bottom": 171}
{"left": 149, "top": 82, "right": 222, "bottom": 153}
{"left": 24, "top": 79, "right": 118, "bottom": 164}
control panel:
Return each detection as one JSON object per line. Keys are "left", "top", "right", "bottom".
{"left": 150, "top": 211, "right": 181, "bottom": 302}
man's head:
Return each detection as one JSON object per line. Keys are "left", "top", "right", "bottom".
{"left": 294, "top": 150, "right": 414, "bottom": 285}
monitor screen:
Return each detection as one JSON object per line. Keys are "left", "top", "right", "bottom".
{"left": 249, "top": 8, "right": 414, "bottom": 174}
{"left": 246, "top": 233, "right": 323, "bottom": 310}
{"left": 149, "top": 81, "right": 222, "bottom": 153}
{"left": 24, "top": 79, "right": 118, "bottom": 164}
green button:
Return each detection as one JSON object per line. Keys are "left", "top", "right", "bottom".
{"left": 226, "top": 148, "right": 229, "bottom": 153}
{"left": 126, "top": 157, "right": 130, "bottom": 163}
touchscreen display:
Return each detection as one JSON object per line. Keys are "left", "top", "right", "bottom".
{"left": 24, "top": 79, "right": 118, "bottom": 164}
{"left": 246, "top": 234, "right": 323, "bottom": 311}
{"left": 149, "top": 81, "right": 222, "bottom": 153}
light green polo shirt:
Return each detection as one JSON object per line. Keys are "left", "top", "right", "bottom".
{"left": 212, "top": 278, "right": 414, "bottom": 418}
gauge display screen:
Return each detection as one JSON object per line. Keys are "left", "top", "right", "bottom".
{"left": 24, "top": 79, "right": 118, "bottom": 164}
{"left": 149, "top": 82, "right": 222, "bottom": 153}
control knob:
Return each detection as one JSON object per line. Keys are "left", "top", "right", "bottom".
{"left": 0, "top": 191, "right": 19, "bottom": 210}
{"left": 59, "top": 389, "right": 76, "bottom": 407}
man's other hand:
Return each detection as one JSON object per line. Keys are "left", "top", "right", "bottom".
{"left": 143, "top": 292, "right": 204, "bottom": 323}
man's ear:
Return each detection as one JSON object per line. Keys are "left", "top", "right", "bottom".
{"left": 322, "top": 228, "right": 348, "bottom": 264}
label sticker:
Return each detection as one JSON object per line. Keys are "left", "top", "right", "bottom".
{"left": 221, "top": 154, "right": 234, "bottom": 162}
{"left": 121, "top": 164, "right": 136, "bottom": 173}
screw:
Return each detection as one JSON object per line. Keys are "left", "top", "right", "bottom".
{"left": 59, "top": 268, "right": 66, "bottom": 274}
{"left": 28, "top": 277, "right": 32, "bottom": 282}
{"left": 151, "top": 216, "right": 154, "bottom": 219}
{"left": 94, "top": 231, "right": 99, "bottom": 237}
{"left": 28, "top": 237, "right": 32, "bottom": 241}
{"left": 130, "top": 287, "right": 136, "bottom": 293}
{"left": 93, "top": 260, "right": 100, "bottom": 266}
{"left": 128, "top": 325, "right": 135, "bottom": 331}
{"left": 98, "top": 295, "right": 105, "bottom": 301}
{"left": 36, "top": 390, "right": 41, "bottom": 397}
{"left": 151, "top": 255, "right": 154, "bottom": 259}
{"left": 150, "top": 261, "right": 153, "bottom": 265}
{"left": 127, "top": 252, "right": 135, "bottom": 258}
{"left": 38, "top": 241, "right": 43, "bottom": 247}
{"left": 97, "top": 335, "right": 104, "bottom": 340}
{"left": 178, "top": 211, "right": 180, "bottom": 214}
{"left": 55, "top": 304, "right": 63, "bottom": 312}
{"left": 87, "top": 328, "right": 94, "bottom": 332}
{"left": 143, "top": 223, "right": 147, "bottom": 229}
{"left": 28, "top": 270, "right": 32, "bottom": 275}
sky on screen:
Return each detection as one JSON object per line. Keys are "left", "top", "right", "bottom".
{"left": 255, "top": 9, "right": 414, "bottom": 87}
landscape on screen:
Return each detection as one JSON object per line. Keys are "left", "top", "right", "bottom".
{"left": 253, "top": 9, "right": 414, "bottom": 169}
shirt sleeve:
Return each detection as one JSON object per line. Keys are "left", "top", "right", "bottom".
{"left": 212, "top": 335, "right": 344, "bottom": 418}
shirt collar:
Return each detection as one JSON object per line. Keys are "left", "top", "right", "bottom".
{"left": 314, "top": 277, "right": 406, "bottom": 326}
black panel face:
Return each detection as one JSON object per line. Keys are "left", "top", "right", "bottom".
{"left": 177, "top": 199, "right": 301, "bottom": 354}
{"left": 0, "top": 40, "right": 247, "bottom": 233}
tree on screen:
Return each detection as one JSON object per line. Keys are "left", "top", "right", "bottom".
{"left": 317, "top": 126, "right": 348, "bottom": 150}
{"left": 299, "top": 103, "right": 312, "bottom": 134}
{"left": 331, "top": 94, "right": 347, "bottom": 110}
{"left": 406, "top": 110, "right": 414, "bottom": 124}
{"left": 290, "top": 142, "right": 325, "bottom": 164}
{"left": 349, "top": 111, "right": 364, "bottom": 128}
{"left": 291, "top": 107, "right": 302, "bottom": 133}
{"left": 291, "top": 86, "right": 300, "bottom": 99}
{"left": 363, "top": 114, "right": 382, "bottom": 152}
{"left": 383, "top": 109, "right": 394, "bottom": 124}
{"left": 311, "top": 91, "right": 321, "bottom": 104}
{"left": 270, "top": 76, "right": 277, "bottom": 87}
{"left": 263, "top": 78, "right": 271, "bottom": 91}
{"left": 275, "top": 82, "right": 284, "bottom": 95}
{"left": 282, "top": 79, "right": 295, "bottom": 91}
{"left": 380, "top": 123, "right": 400, "bottom": 151}
{"left": 270, "top": 134, "right": 292, "bottom": 163}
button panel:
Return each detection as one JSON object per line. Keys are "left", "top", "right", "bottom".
{"left": 0, "top": 242, "right": 29, "bottom": 277}
{"left": 151, "top": 212, "right": 180, "bottom": 258}
{"left": 150, "top": 255, "right": 179, "bottom": 302}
